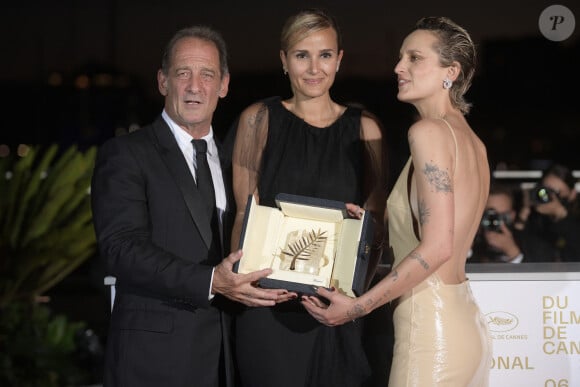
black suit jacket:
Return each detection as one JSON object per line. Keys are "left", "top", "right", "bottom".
{"left": 91, "top": 116, "right": 235, "bottom": 387}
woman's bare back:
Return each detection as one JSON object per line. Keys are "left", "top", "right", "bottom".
{"left": 439, "top": 115, "right": 489, "bottom": 283}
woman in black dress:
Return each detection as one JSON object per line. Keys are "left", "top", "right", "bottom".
{"left": 230, "top": 9, "right": 386, "bottom": 387}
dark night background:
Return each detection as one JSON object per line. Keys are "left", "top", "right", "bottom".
{"left": 1, "top": 1, "right": 579, "bottom": 384}
{"left": 3, "top": 0, "right": 579, "bottom": 171}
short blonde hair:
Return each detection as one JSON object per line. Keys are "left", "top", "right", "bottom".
{"left": 280, "top": 9, "right": 342, "bottom": 53}
{"left": 414, "top": 16, "right": 476, "bottom": 115}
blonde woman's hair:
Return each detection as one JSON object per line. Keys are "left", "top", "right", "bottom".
{"left": 413, "top": 16, "right": 477, "bottom": 114}
{"left": 280, "top": 9, "right": 342, "bottom": 53}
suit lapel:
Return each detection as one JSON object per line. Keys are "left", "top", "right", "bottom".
{"left": 150, "top": 117, "right": 214, "bottom": 249}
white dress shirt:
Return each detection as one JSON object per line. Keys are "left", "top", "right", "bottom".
{"left": 162, "top": 110, "right": 226, "bottom": 299}
{"left": 162, "top": 110, "right": 226, "bottom": 212}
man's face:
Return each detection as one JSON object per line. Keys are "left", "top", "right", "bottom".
{"left": 487, "top": 192, "right": 515, "bottom": 223}
{"left": 542, "top": 174, "right": 577, "bottom": 203}
{"left": 157, "top": 37, "right": 229, "bottom": 136}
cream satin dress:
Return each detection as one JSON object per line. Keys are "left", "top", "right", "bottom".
{"left": 386, "top": 123, "right": 491, "bottom": 386}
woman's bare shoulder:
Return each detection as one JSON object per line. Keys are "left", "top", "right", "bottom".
{"left": 360, "top": 110, "right": 383, "bottom": 141}
{"left": 408, "top": 118, "right": 450, "bottom": 135}
{"left": 407, "top": 118, "right": 456, "bottom": 149}
{"left": 236, "top": 101, "right": 270, "bottom": 133}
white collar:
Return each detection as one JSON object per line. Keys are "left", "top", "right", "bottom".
{"left": 162, "top": 110, "right": 216, "bottom": 156}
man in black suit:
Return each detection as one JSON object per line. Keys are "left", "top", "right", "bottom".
{"left": 91, "top": 26, "right": 288, "bottom": 387}
{"left": 470, "top": 182, "right": 554, "bottom": 263}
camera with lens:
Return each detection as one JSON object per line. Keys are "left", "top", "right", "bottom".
{"left": 480, "top": 208, "right": 510, "bottom": 233}
{"left": 529, "top": 185, "right": 555, "bottom": 205}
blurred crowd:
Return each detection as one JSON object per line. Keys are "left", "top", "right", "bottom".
{"left": 469, "top": 163, "right": 580, "bottom": 263}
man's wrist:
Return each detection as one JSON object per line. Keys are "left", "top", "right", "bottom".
{"left": 502, "top": 252, "right": 524, "bottom": 263}
{"left": 552, "top": 207, "right": 568, "bottom": 222}
{"left": 504, "top": 245, "right": 521, "bottom": 260}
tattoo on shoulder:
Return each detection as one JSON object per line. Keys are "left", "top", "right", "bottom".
{"left": 410, "top": 251, "right": 430, "bottom": 270}
{"left": 247, "top": 104, "right": 267, "bottom": 129}
{"left": 418, "top": 199, "right": 430, "bottom": 225}
{"left": 422, "top": 163, "right": 453, "bottom": 193}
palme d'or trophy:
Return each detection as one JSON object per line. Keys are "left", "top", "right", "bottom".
{"left": 279, "top": 228, "right": 329, "bottom": 275}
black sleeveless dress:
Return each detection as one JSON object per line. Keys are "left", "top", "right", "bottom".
{"left": 234, "top": 97, "right": 371, "bottom": 387}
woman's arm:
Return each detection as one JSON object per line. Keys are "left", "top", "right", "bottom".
{"left": 359, "top": 111, "right": 388, "bottom": 287}
{"left": 303, "top": 118, "right": 457, "bottom": 325}
{"left": 230, "top": 102, "right": 269, "bottom": 251}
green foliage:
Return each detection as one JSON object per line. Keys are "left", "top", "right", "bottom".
{"left": 0, "top": 302, "right": 90, "bottom": 386}
{"left": 0, "top": 144, "right": 97, "bottom": 307}
{"left": 0, "top": 144, "right": 98, "bottom": 385}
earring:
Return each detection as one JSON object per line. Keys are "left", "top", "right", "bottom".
{"left": 443, "top": 78, "right": 453, "bottom": 89}
{"left": 283, "top": 68, "right": 288, "bottom": 75}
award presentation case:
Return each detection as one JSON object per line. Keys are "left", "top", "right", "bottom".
{"left": 234, "top": 193, "right": 373, "bottom": 297}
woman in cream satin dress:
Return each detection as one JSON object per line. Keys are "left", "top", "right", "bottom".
{"left": 303, "top": 16, "right": 492, "bottom": 386}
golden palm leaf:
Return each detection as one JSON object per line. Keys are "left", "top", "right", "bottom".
{"left": 281, "top": 228, "right": 327, "bottom": 270}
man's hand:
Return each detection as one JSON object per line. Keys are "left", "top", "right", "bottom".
{"left": 535, "top": 193, "right": 568, "bottom": 221}
{"left": 484, "top": 223, "right": 520, "bottom": 258}
{"left": 212, "top": 250, "right": 295, "bottom": 307}
{"left": 301, "top": 287, "right": 365, "bottom": 326}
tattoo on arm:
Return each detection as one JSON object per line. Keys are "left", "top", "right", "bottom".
{"left": 247, "top": 104, "right": 266, "bottom": 129}
{"left": 347, "top": 304, "right": 365, "bottom": 320}
{"left": 418, "top": 199, "right": 430, "bottom": 225}
{"left": 410, "top": 251, "right": 430, "bottom": 270}
{"left": 382, "top": 289, "right": 392, "bottom": 302}
{"left": 377, "top": 270, "right": 399, "bottom": 302}
{"left": 422, "top": 163, "right": 453, "bottom": 193}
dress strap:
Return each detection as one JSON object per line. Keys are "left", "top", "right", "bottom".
{"left": 406, "top": 161, "right": 421, "bottom": 241}
{"left": 439, "top": 118, "right": 458, "bottom": 176}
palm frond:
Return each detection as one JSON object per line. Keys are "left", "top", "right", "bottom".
{"left": 281, "top": 228, "right": 327, "bottom": 270}
{"left": 0, "top": 144, "right": 96, "bottom": 307}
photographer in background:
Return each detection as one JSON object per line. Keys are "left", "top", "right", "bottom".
{"left": 520, "top": 164, "right": 580, "bottom": 262}
{"left": 470, "top": 182, "right": 551, "bottom": 263}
